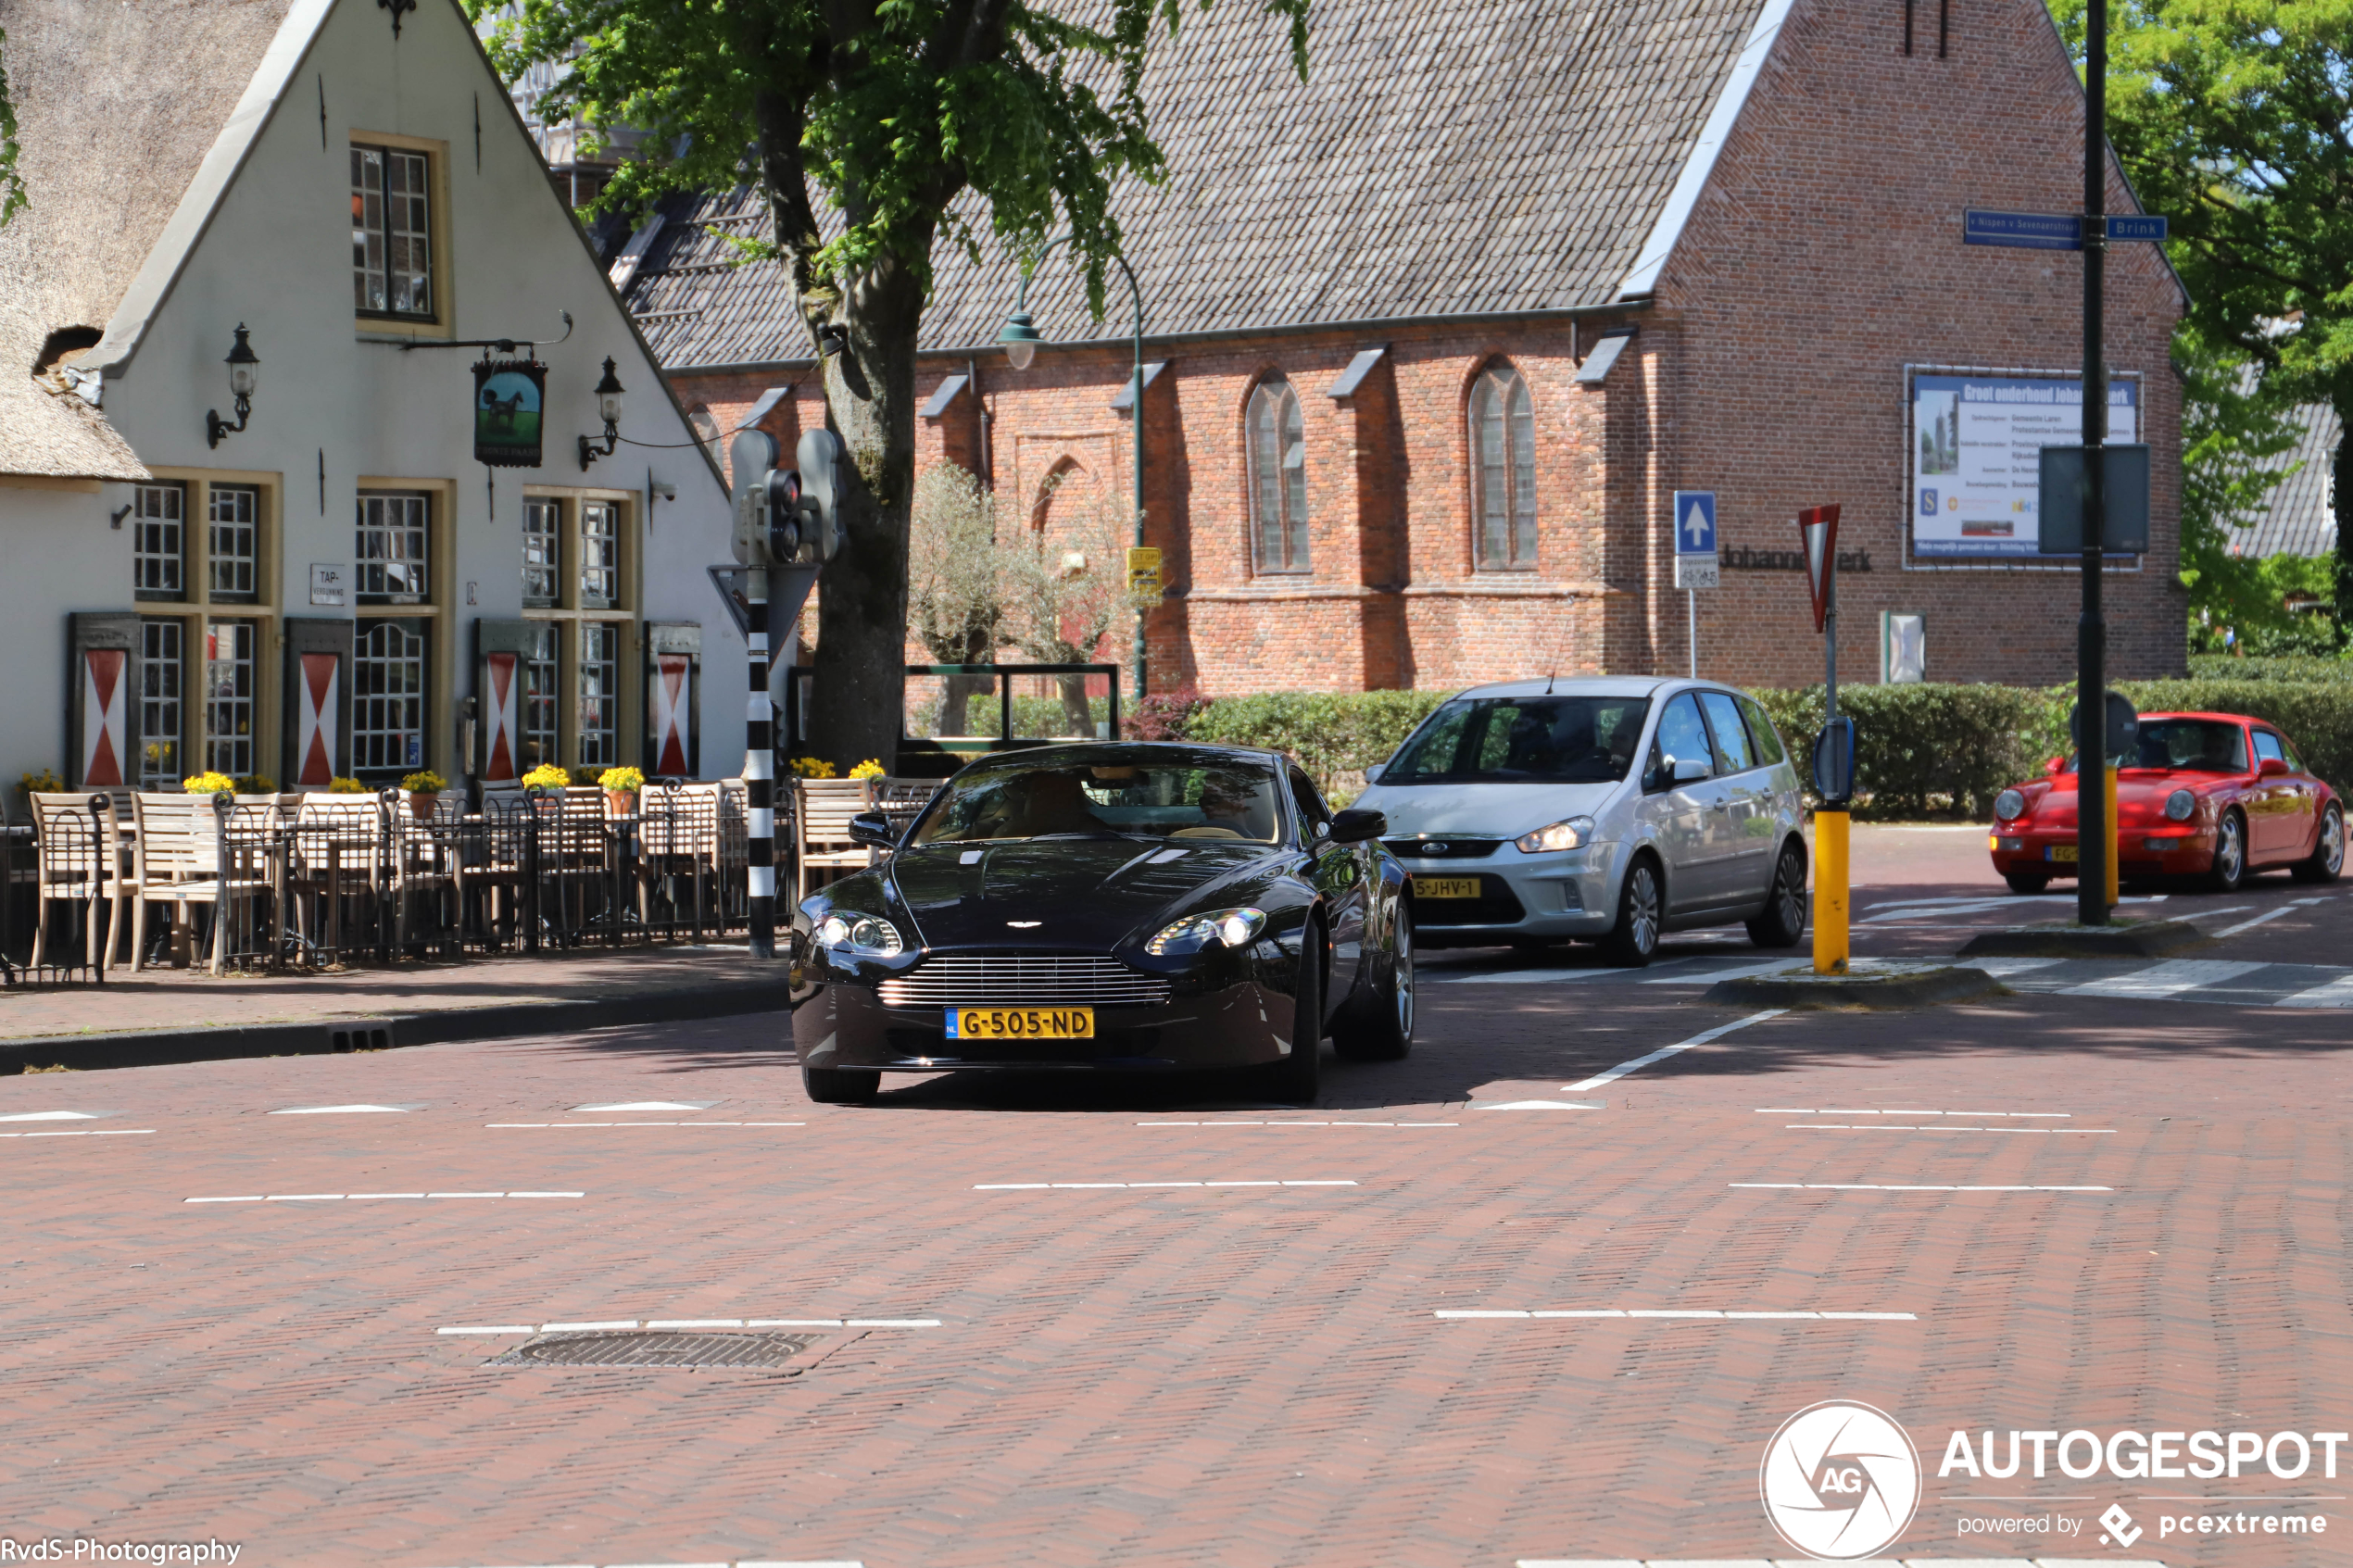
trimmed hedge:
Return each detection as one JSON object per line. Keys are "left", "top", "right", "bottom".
{"left": 1164, "top": 679, "right": 2353, "bottom": 819}
{"left": 2186, "top": 654, "right": 2353, "bottom": 684}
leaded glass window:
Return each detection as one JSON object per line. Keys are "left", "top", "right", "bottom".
{"left": 1247, "top": 377, "right": 1310, "bottom": 573}
{"left": 578, "top": 622, "right": 618, "bottom": 766}
{"left": 522, "top": 623, "right": 559, "bottom": 770}
{"left": 139, "top": 619, "right": 182, "bottom": 789}
{"left": 133, "top": 483, "right": 185, "bottom": 600}
{"left": 580, "top": 500, "right": 619, "bottom": 607}
{"left": 351, "top": 144, "right": 434, "bottom": 319}
{"left": 208, "top": 484, "right": 259, "bottom": 602}
{"left": 522, "top": 497, "right": 560, "bottom": 607}
{"left": 354, "top": 619, "right": 428, "bottom": 773}
{"left": 205, "top": 620, "right": 258, "bottom": 777}
{"left": 1471, "top": 365, "right": 1538, "bottom": 570}
{"left": 356, "top": 491, "right": 429, "bottom": 603}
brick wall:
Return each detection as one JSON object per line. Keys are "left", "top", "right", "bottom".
{"left": 664, "top": 0, "right": 2185, "bottom": 703}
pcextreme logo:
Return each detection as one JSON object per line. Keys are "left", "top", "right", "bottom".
{"left": 1759, "top": 1400, "right": 1923, "bottom": 1561}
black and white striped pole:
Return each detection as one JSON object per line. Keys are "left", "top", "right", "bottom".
{"left": 745, "top": 564, "right": 775, "bottom": 959}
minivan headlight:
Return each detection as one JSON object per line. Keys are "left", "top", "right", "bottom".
{"left": 1146, "top": 906, "right": 1266, "bottom": 956}
{"left": 1515, "top": 815, "right": 1596, "bottom": 854}
{"left": 815, "top": 912, "right": 903, "bottom": 956}
{"left": 1994, "top": 789, "right": 2026, "bottom": 822}
{"left": 2165, "top": 788, "right": 2196, "bottom": 822}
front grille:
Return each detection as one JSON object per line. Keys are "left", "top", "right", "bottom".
{"left": 886, "top": 1026, "right": 1165, "bottom": 1062}
{"left": 877, "top": 954, "right": 1172, "bottom": 1008}
{"left": 1384, "top": 837, "right": 1502, "bottom": 859}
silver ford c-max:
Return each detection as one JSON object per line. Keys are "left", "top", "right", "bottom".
{"left": 1353, "top": 677, "right": 1809, "bottom": 965}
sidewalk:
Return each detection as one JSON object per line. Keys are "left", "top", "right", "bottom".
{"left": 0, "top": 943, "right": 792, "bottom": 1072}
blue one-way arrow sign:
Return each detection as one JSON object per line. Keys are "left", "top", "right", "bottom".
{"left": 1673, "top": 491, "right": 1717, "bottom": 556}
{"left": 1964, "top": 209, "right": 2170, "bottom": 249}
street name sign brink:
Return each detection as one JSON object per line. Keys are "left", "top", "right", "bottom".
{"left": 1964, "top": 209, "right": 2170, "bottom": 250}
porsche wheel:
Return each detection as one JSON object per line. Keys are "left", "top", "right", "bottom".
{"left": 2208, "top": 809, "right": 2247, "bottom": 893}
{"left": 1265, "top": 918, "right": 1325, "bottom": 1105}
{"left": 2004, "top": 872, "right": 2051, "bottom": 895}
{"left": 2293, "top": 802, "right": 2346, "bottom": 884}
{"left": 1334, "top": 904, "right": 1413, "bottom": 1061}
{"left": 1745, "top": 841, "right": 1807, "bottom": 948}
{"left": 1598, "top": 855, "right": 1661, "bottom": 968}
{"left": 802, "top": 1064, "right": 880, "bottom": 1105}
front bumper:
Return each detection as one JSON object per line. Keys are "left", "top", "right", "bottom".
{"left": 1988, "top": 828, "right": 2216, "bottom": 879}
{"left": 1395, "top": 844, "right": 1616, "bottom": 939}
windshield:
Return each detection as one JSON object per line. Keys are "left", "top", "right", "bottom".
{"left": 1385, "top": 696, "right": 1652, "bottom": 784}
{"left": 908, "top": 749, "right": 1284, "bottom": 845}
{"left": 2127, "top": 720, "right": 2247, "bottom": 772}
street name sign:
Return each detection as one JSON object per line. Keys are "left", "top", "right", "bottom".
{"left": 1964, "top": 210, "right": 2171, "bottom": 250}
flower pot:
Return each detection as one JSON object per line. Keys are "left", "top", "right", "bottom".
{"left": 408, "top": 792, "right": 440, "bottom": 822}
{"left": 607, "top": 790, "right": 638, "bottom": 816}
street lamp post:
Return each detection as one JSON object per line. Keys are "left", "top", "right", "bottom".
{"left": 999, "top": 238, "right": 1151, "bottom": 709}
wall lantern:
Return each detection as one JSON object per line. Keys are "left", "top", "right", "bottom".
{"left": 577, "top": 357, "right": 625, "bottom": 470}
{"left": 996, "top": 309, "right": 1043, "bottom": 371}
{"left": 205, "top": 324, "right": 259, "bottom": 448}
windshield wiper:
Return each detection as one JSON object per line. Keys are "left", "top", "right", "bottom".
{"left": 1027, "top": 830, "right": 1157, "bottom": 842}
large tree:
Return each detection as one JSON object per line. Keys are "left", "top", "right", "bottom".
{"left": 1, "top": 27, "right": 26, "bottom": 226}
{"left": 2055, "top": 0, "right": 2353, "bottom": 640}
{"left": 476, "top": 0, "right": 1307, "bottom": 764}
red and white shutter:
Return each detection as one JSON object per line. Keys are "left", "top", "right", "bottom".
{"left": 643, "top": 623, "right": 701, "bottom": 778}
{"left": 67, "top": 613, "right": 140, "bottom": 790}
{"left": 474, "top": 622, "right": 541, "bottom": 784}
{"left": 282, "top": 620, "right": 353, "bottom": 787}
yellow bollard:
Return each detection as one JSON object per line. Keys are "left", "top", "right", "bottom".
{"left": 1814, "top": 809, "right": 1849, "bottom": 975}
{"left": 2105, "top": 764, "right": 2120, "bottom": 908}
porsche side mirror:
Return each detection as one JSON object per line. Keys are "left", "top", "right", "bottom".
{"left": 2258, "top": 756, "right": 2291, "bottom": 779}
{"left": 1672, "top": 757, "right": 1709, "bottom": 784}
{"left": 1328, "top": 807, "right": 1386, "bottom": 844}
{"left": 847, "top": 810, "right": 897, "bottom": 849}
{"left": 2045, "top": 756, "right": 2065, "bottom": 776}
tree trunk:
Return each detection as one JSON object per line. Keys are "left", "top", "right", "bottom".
{"left": 2335, "top": 392, "right": 2353, "bottom": 650}
{"left": 808, "top": 259, "right": 925, "bottom": 771}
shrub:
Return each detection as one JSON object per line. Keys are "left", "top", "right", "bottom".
{"left": 1748, "top": 684, "right": 2049, "bottom": 818}
{"left": 2186, "top": 653, "right": 2353, "bottom": 683}
{"left": 1129, "top": 686, "right": 1211, "bottom": 741}
{"left": 521, "top": 763, "right": 571, "bottom": 789}
{"left": 182, "top": 771, "right": 237, "bottom": 797}
{"left": 598, "top": 765, "right": 646, "bottom": 794}
{"left": 1189, "top": 689, "right": 1456, "bottom": 797}
{"left": 2108, "top": 679, "right": 2353, "bottom": 793}
{"left": 401, "top": 770, "right": 448, "bottom": 794}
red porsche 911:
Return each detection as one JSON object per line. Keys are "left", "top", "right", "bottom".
{"left": 1988, "top": 710, "right": 2345, "bottom": 894}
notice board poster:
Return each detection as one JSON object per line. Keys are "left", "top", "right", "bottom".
{"left": 1910, "top": 372, "right": 2138, "bottom": 558}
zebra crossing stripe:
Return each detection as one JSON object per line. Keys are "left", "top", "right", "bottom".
{"left": 2277, "top": 972, "right": 2353, "bottom": 1009}
{"left": 2061, "top": 960, "right": 2267, "bottom": 999}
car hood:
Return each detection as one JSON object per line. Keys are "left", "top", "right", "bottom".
{"left": 2024, "top": 773, "right": 2242, "bottom": 832}
{"left": 1355, "top": 780, "right": 1626, "bottom": 838}
{"left": 887, "top": 838, "right": 1283, "bottom": 949}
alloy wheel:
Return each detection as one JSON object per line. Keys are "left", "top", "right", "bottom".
{"left": 2324, "top": 809, "right": 2345, "bottom": 874}
{"left": 1628, "top": 863, "right": 1660, "bottom": 957}
{"left": 1775, "top": 849, "right": 1806, "bottom": 933}
{"left": 2217, "top": 815, "right": 2245, "bottom": 883}
{"left": 1393, "top": 916, "right": 1415, "bottom": 1039}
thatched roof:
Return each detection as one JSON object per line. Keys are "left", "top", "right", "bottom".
{"left": 0, "top": 0, "right": 305, "bottom": 480}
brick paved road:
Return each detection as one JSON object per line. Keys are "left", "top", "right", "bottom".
{"left": 0, "top": 839, "right": 2347, "bottom": 1567}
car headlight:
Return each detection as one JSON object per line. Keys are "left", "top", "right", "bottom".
{"left": 1993, "top": 789, "right": 2025, "bottom": 822}
{"left": 1145, "top": 906, "right": 1266, "bottom": 956}
{"left": 2165, "top": 788, "right": 2196, "bottom": 822}
{"left": 814, "top": 912, "right": 903, "bottom": 956}
{"left": 1515, "top": 815, "right": 1596, "bottom": 854}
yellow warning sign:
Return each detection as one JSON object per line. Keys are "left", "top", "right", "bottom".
{"left": 1126, "top": 546, "right": 1164, "bottom": 603}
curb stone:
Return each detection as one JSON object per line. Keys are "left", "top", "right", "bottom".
{"left": 1702, "top": 964, "right": 2006, "bottom": 1010}
{"left": 0, "top": 977, "right": 797, "bottom": 1074}
{"left": 1957, "top": 916, "right": 2207, "bottom": 960}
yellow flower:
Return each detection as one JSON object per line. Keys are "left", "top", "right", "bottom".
{"left": 521, "top": 763, "right": 572, "bottom": 789}
{"left": 598, "top": 766, "right": 647, "bottom": 793}
{"left": 182, "top": 771, "right": 237, "bottom": 797}
{"left": 849, "top": 759, "right": 886, "bottom": 780}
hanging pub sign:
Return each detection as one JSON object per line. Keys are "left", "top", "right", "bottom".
{"left": 472, "top": 357, "right": 547, "bottom": 468}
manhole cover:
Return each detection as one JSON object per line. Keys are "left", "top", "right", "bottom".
{"left": 489, "top": 1330, "right": 822, "bottom": 1368}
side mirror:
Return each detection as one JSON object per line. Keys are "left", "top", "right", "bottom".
{"left": 2045, "top": 756, "right": 2065, "bottom": 776}
{"left": 1361, "top": 762, "right": 1383, "bottom": 784}
{"left": 847, "top": 810, "right": 897, "bottom": 849}
{"left": 2258, "top": 756, "right": 2291, "bottom": 779}
{"left": 1328, "top": 807, "right": 1386, "bottom": 845}
{"left": 1672, "top": 757, "right": 1709, "bottom": 784}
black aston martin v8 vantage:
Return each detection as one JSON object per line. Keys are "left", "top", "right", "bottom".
{"left": 787, "top": 742, "right": 1415, "bottom": 1105}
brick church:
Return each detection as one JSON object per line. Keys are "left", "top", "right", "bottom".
{"left": 613, "top": 0, "right": 2186, "bottom": 698}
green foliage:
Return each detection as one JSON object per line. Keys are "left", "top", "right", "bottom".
{"left": 401, "top": 771, "right": 448, "bottom": 794}
{"left": 2187, "top": 652, "right": 2353, "bottom": 681}
{"left": 0, "top": 28, "right": 24, "bottom": 227}
{"left": 2106, "top": 678, "right": 2353, "bottom": 791}
{"left": 470, "top": 0, "right": 1308, "bottom": 324}
{"left": 1747, "top": 684, "right": 2054, "bottom": 819}
{"left": 1188, "top": 690, "right": 1455, "bottom": 797}
{"left": 2168, "top": 328, "right": 2322, "bottom": 647}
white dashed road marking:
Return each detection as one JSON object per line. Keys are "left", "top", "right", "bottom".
{"left": 0, "top": 1129, "right": 154, "bottom": 1138}
{"left": 571, "top": 1100, "right": 720, "bottom": 1112}
{"left": 1563, "top": 1010, "right": 1785, "bottom": 1092}
{"left": 0, "top": 1110, "right": 109, "bottom": 1122}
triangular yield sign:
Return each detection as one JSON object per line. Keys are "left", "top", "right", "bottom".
{"left": 1794, "top": 504, "right": 1841, "bottom": 633}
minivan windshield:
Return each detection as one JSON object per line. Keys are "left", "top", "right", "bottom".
{"left": 908, "top": 747, "right": 1284, "bottom": 845}
{"left": 1384, "top": 696, "right": 1652, "bottom": 784}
